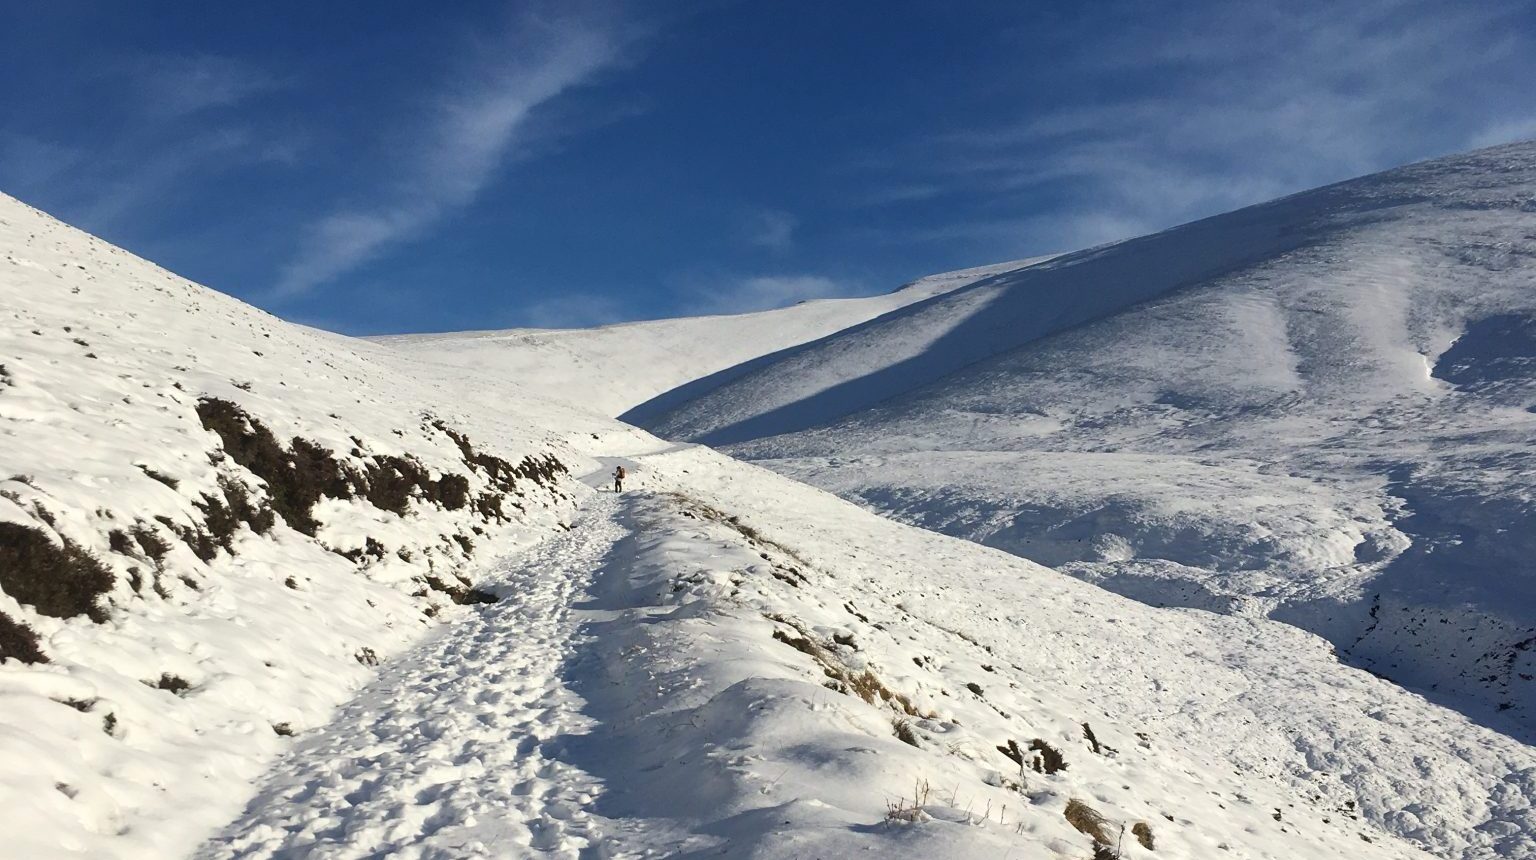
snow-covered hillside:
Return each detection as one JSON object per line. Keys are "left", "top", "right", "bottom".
{"left": 374, "top": 259, "right": 1039, "bottom": 417}
{"left": 0, "top": 191, "right": 586, "bottom": 856}
{"left": 5, "top": 140, "right": 1536, "bottom": 860}
{"left": 636, "top": 141, "right": 1536, "bottom": 740}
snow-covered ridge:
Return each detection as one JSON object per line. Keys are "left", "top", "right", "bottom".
{"left": 373, "top": 258, "right": 1042, "bottom": 417}
{"left": 0, "top": 191, "right": 584, "bottom": 857}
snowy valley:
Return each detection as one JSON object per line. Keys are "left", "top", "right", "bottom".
{"left": 4, "top": 142, "right": 1536, "bottom": 860}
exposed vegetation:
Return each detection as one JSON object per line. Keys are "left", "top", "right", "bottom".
{"left": 1030, "top": 739, "right": 1069, "bottom": 774}
{"left": 1132, "top": 820, "right": 1154, "bottom": 850}
{"left": 130, "top": 523, "right": 171, "bottom": 563}
{"left": 1063, "top": 798, "right": 1117, "bottom": 859}
{"left": 770, "top": 619, "right": 920, "bottom": 716}
{"left": 0, "top": 522, "right": 114, "bottom": 622}
{"left": 137, "top": 465, "right": 179, "bottom": 489}
{"left": 884, "top": 779, "right": 931, "bottom": 824}
{"left": 197, "top": 400, "right": 565, "bottom": 544}
{"left": 146, "top": 673, "right": 191, "bottom": 695}
{"left": 0, "top": 610, "right": 48, "bottom": 664}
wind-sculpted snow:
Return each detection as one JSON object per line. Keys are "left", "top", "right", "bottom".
{"left": 631, "top": 141, "right": 1536, "bottom": 738}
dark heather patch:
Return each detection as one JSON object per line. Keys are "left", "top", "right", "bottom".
{"left": 0, "top": 522, "right": 114, "bottom": 622}
{"left": 130, "top": 523, "right": 172, "bottom": 563}
{"left": 1030, "top": 738, "right": 1068, "bottom": 774}
{"left": 137, "top": 465, "right": 180, "bottom": 490}
{"left": 199, "top": 400, "right": 562, "bottom": 542}
{"left": 147, "top": 673, "right": 191, "bottom": 695}
{"left": 0, "top": 611, "right": 48, "bottom": 663}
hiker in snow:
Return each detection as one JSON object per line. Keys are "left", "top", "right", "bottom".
{"left": 613, "top": 465, "right": 625, "bottom": 493}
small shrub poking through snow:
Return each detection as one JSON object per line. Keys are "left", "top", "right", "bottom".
{"left": 1030, "top": 738, "right": 1069, "bottom": 774}
{"left": 1063, "top": 798, "right": 1117, "bottom": 859}
{"left": 1132, "top": 820, "right": 1154, "bottom": 850}
{"left": 147, "top": 673, "right": 191, "bottom": 696}
{"left": 885, "top": 779, "right": 931, "bottom": 824}
{"left": 0, "top": 610, "right": 48, "bottom": 664}
{"left": 0, "top": 521, "right": 115, "bottom": 622}
{"left": 136, "top": 465, "right": 179, "bottom": 489}
{"left": 770, "top": 619, "right": 921, "bottom": 715}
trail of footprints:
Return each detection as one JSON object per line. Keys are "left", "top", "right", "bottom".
{"left": 201, "top": 496, "right": 627, "bottom": 859}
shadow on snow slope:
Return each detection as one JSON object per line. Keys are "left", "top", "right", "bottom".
{"left": 632, "top": 167, "right": 1427, "bottom": 447}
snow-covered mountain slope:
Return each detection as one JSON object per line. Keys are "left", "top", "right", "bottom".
{"left": 204, "top": 445, "right": 1535, "bottom": 860}
{"left": 0, "top": 191, "right": 591, "bottom": 857}
{"left": 6, "top": 149, "right": 1536, "bottom": 860}
{"left": 634, "top": 141, "right": 1536, "bottom": 739}
{"left": 374, "top": 259, "right": 1039, "bottom": 417}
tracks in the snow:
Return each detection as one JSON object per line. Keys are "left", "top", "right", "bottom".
{"left": 199, "top": 494, "right": 630, "bottom": 859}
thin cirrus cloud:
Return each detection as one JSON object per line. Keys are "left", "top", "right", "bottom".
{"left": 871, "top": 0, "right": 1536, "bottom": 258}
{"left": 0, "top": 53, "right": 298, "bottom": 240}
{"left": 744, "top": 209, "right": 798, "bottom": 250}
{"left": 694, "top": 274, "right": 858, "bottom": 316}
{"left": 124, "top": 53, "right": 285, "bottom": 118}
{"left": 271, "top": 13, "right": 625, "bottom": 300}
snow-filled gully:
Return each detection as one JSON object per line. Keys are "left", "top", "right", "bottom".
{"left": 201, "top": 494, "right": 631, "bottom": 859}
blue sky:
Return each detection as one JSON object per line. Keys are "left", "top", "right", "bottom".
{"left": 3, "top": 1, "right": 1535, "bottom": 334}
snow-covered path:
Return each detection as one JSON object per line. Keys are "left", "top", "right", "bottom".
{"left": 199, "top": 494, "right": 630, "bottom": 860}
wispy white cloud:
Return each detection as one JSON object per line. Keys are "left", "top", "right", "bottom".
{"left": 689, "top": 273, "right": 858, "bottom": 316}
{"left": 743, "top": 209, "right": 798, "bottom": 250}
{"left": 0, "top": 124, "right": 298, "bottom": 239}
{"left": 125, "top": 53, "right": 284, "bottom": 118}
{"left": 272, "top": 10, "right": 627, "bottom": 299}
{"left": 0, "top": 50, "right": 297, "bottom": 240}
{"left": 873, "top": 0, "right": 1536, "bottom": 256}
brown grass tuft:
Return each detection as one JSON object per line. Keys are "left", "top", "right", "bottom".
{"left": 1064, "top": 798, "right": 1115, "bottom": 856}
{"left": 1132, "top": 820, "right": 1154, "bottom": 850}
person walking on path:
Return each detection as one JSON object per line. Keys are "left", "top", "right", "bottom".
{"left": 613, "top": 465, "right": 625, "bottom": 493}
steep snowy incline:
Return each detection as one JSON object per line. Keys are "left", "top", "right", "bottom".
{"left": 208, "top": 445, "right": 1532, "bottom": 859}
{"left": 0, "top": 191, "right": 588, "bottom": 858}
{"left": 640, "top": 142, "right": 1536, "bottom": 448}
{"left": 374, "top": 259, "right": 1039, "bottom": 417}
{"left": 633, "top": 141, "right": 1536, "bottom": 735}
